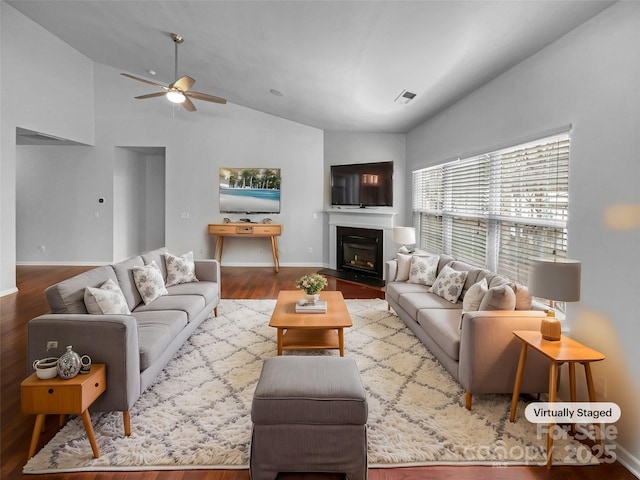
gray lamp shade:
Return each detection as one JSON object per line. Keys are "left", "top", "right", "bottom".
{"left": 392, "top": 227, "right": 416, "bottom": 245}
{"left": 528, "top": 259, "right": 581, "bottom": 302}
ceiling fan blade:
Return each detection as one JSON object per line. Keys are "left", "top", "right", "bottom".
{"left": 171, "top": 75, "right": 196, "bottom": 92}
{"left": 181, "top": 96, "right": 197, "bottom": 112}
{"left": 121, "top": 73, "right": 168, "bottom": 90}
{"left": 134, "top": 92, "right": 168, "bottom": 100}
{"left": 186, "top": 91, "right": 227, "bottom": 104}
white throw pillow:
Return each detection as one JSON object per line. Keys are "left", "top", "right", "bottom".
{"left": 132, "top": 260, "right": 168, "bottom": 305}
{"left": 395, "top": 253, "right": 413, "bottom": 281}
{"left": 462, "top": 277, "right": 488, "bottom": 313}
{"left": 408, "top": 255, "right": 439, "bottom": 286}
{"left": 84, "top": 278, "right": 130, "bottom": 315}
{"left": 165, "top": 251, "right": 199, "bottom": 287}
{"left": 429, "top": 265, "right": 468, "bottom": 303}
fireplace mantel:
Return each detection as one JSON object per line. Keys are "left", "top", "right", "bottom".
{"left": 326, "top": 209, "right": 397, "bottom": 278}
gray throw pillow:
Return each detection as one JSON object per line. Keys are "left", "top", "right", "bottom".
{"left": 479, "top": 284, "right": 516, "bottom": 311}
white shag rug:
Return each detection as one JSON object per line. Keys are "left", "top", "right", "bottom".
{"left": 24, "top": 298, "right": 597, "bottom": 473}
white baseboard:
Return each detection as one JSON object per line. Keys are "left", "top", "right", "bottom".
{"left": 0, "top": 287, "right": 19, "bottom": 297}
{"left": 615, "top": 442, "right": 640, "bottom": 479}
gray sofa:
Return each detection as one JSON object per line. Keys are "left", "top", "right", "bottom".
{"left": 385, "top": 252, "right": 550, "bottom": 409}
{"left": 27, "top": 247, "right": 220, "bottom": 435}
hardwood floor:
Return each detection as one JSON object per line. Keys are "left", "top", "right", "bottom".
{"left": 1, "top": 265, "right": 636, "bottom": 480}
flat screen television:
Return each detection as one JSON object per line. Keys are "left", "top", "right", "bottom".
{"left": 219, "top": 167, "right": 281, "bottom": 214}
{"left": 330, "top": 161, "right": 393, "bottom": 207}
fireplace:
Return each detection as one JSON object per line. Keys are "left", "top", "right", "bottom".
{"left": 336, "top": 226, "right": 384, "bottom": 280}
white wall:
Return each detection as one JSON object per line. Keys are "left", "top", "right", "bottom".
{"left": 1, "top": 2, "right": 95, "bottom": 291}
{"left": 407, "top": 2, "right": 640, "bottom": 472}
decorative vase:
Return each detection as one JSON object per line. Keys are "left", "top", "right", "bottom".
{"left": 305, "top": 293, "right": 320, "bottom": 304}
{"left": 57, "top": 345, "right": 82, "bottom": 379}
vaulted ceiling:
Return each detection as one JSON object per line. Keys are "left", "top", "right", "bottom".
{"left": 7, "top": 0, "right": 614, "bottom": 133}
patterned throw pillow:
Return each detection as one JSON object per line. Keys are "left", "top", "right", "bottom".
{"left": 84, "top": 278, "right": 131, "bottom": 314}
{"left": 165, "top": 251, "right": 199, "bottom": 287}
{"left": 408, "top": 255, "right": 439, "bottom": 286}
{"left": 132, "top": 260, "right": 168, "bottom": 305}
{"left": 429, "top": 265, "right": 468, "bottom": 303}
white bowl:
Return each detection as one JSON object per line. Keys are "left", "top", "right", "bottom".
{"left": 35, "top": 365, "right": 58, "bottom": 379}
{"left": 33, "top": 357, "right": 59, "bottom": 379}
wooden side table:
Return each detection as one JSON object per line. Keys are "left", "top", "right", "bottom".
{"left": 509, "top": 331, "right": 605, "bottom": 469}
{"left": 208, "top": 223, "right": 282, "bottom": 272}
{"left": 21, "top": 364, "right": 106, "bottom": 459}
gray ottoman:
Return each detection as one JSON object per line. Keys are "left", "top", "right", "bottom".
{"left": 250, "top": 356, "right": 368, "bottom": 480}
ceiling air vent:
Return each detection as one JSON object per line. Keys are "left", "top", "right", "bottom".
{"left": 394, "top": 90, "right": 417, "bottom": 105}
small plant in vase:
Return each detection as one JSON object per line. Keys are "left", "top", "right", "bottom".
{"left": 295, "top": 274, "right": 328, "bottom": 304}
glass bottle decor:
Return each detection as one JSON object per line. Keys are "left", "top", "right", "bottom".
{"left": 57, "top": 345, "right": 82, "bottom": 379}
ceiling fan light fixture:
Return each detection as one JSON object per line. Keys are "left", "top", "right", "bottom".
{"left": 166, "top": 90, "right": 186, "bottom": 104}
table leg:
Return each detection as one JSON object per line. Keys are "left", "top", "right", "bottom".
{"left": 510, "top": 341, "right": 528, "bottom": 422}
{"left": 546, "top": 361, "right": 559, "bottom": 469}
{"left": 28, "top": 414, "right": 46, "bottom": 458}
{"left": 81, "top": 410, "right": 100, "bottom": 458}
{"left": 338, "top": 328, "right": 344, "bottom": 357}
{"left": 270, "top": 236, "right": 280, "bottom": 273}
{"left": 583, "top": 362, "right": 602, "bottom": 444}
{"left": 214, "top": 237, "right": 224, "bottom": 262}
{"left": 277, "top": 328, "right": 283, "bottom": 355}
{"left": 569, "top": 362, "right": 576, "bottom": 434}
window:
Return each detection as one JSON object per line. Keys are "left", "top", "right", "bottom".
{"left": 412, "top": 133, "right": 570, "bottom": 285}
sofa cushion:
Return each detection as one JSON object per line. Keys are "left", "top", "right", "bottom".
{"left": 429, "top": 265, "right": 468, "bottom": 303}
{"left": 165, "top": 251, "right": 199, "bottom": 287}
{"left": 112, "top": 255, "right": 145, "bottom": 310}
{"left": 135, "top": 310, "right": 188, "bottom": 370}
{"left": 416, "top": 309, "right": 462, "bottom": 361}
{"left": 132, "top": 261, "right": 168, "bottom": 305}
{"left": 84, "top": 278, "right": 131, "bottom": 315}
{"left": 133, "top": 294, "right": 205, "bottom": 322}
{"left": 398, "top": 291, "right": 461, "bottom": 318}
{"left": 479, "top": 284, "right": 516, "bottom": 311}
{"left": 141, "top": 247, "right": 169, "bottom": 280}
{"left": 166, "top": 281, "right": 219, "bottom": 305}
{"left": 45, "top": 265, "right": 118, "bottom": 314}
{"left": 386, "top": 282, "right": 430, "bottom": 304}
{"left": 408, "top": 255, "right": 439, "bottom": 286}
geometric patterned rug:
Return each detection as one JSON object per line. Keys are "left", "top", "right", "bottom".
{"left": 23, "top": 298, "right": 596, "bottom": 473}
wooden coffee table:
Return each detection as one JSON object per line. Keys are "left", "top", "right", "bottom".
{"left": 269, "top": 290, "right": 353, "bottom": 356}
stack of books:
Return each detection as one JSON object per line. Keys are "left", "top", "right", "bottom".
{"left": 295, "top": 301, "right": 327, "bottom": 314}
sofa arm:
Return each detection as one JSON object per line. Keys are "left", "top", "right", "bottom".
{"left": 27, "top": 314, "right": 141, "bottom": 413}
{"left": 385, "top": 259, "right": 398, "bottom": 283}
{"left": 195, "top": 258, "right": 220, "bottom": 283}
{"left": 458, "top": 310, "right": 550, "bottom": 399}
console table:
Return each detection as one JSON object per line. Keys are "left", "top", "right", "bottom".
{"left": 208, "top": 223, "right": 282, "bottom": 272}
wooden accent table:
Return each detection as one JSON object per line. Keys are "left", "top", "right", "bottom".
{"left": 269, "top": 290, "right": 353, "bottom": 356}
{"left": 509, "top": 331, "right": 605, "bottom": 469}
{"left": 208, "top": 223, "right": 282, "bottom": 272}
{"left": 21, "top": 364, "right": 106, "bottom": 459}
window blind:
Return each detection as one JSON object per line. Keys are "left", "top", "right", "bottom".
{"left": 412, "top": 132, "right": 570, "bottom": 284}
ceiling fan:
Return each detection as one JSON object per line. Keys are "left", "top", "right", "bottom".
{"left": 121, "top": 33, "right": 226, "bottom": 112}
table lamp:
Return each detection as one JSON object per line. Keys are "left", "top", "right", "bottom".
{"left": 392, "top": 227, "right": 416, "bottom": 253}
{"left": 528, "top": 259, "right": 581, "bottom": 341}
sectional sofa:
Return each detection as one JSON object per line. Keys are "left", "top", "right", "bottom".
{"left": 26, "top": 247, "right": 220, "bottom": 435}
{"left": 385, "top": 252, "right": 551, "bottom": 409}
